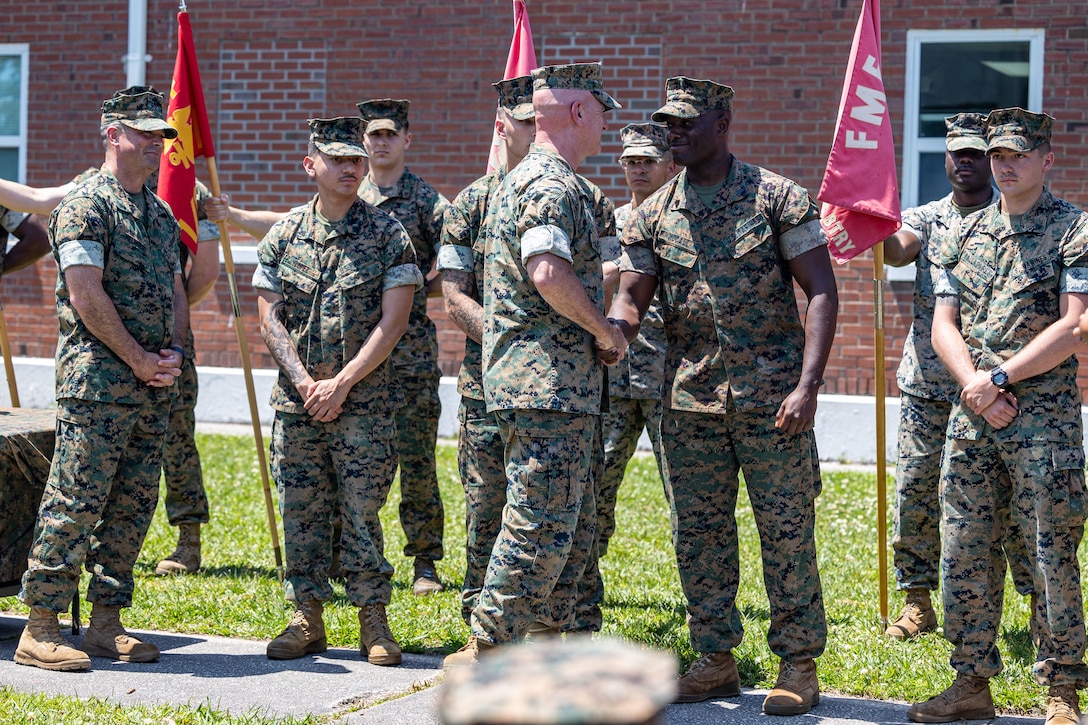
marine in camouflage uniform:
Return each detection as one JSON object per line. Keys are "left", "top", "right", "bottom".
{"left": 438, "top": 76, "right": 536, "bottom": 624}
{"left": 443, "top": 64, "right": 624, "bottom": 667}
{"left": 155, "top": 180, "right": 221, "bottom": 575}
{"left": 884, "top": 113, "right": 1035, "bottom": 639}
{"left": 613, "top": 78, "right": 837, "bottom": 715}
{"left": 17, "top": 87, "right": 186, "bottom": 671}
{"left": 256, "top": 118, "right": 420, "bottom": 665}
{"left": 909, "top": 109, "right": 1088, "bottom": 725}
{"left": 356, "top": 99, "right": 450, "bottom": 594}
{"left": 597, "top": 122, "right": 674, "bottom": 559}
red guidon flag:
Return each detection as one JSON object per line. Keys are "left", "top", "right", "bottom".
{"left": 817, "top": 0, "right": 901, "bottom": 263}
{"left": 159, "top": 10, "right": 216, "bottom": 255}
{"left": 486, "top": 0, "right": 537, "bottom": 172}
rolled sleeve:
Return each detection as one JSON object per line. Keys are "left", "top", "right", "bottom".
{"left": 383, "top": 262, "right": 424, "bottom": 291}
{"left": 933, "top": 268, "right": 959, "bottom": 297}
{"left": 436, "top": 244, "right": 473, "bottom": 272}
{"left": 599, "top": 234, "right": 621, "bottom": 264}
{"left": 618, "top": 243, "right": 655, "bottom": 275}
{"left": 252, "top": 263, "right": 282, "bottom": 294}
{"left": 521, "top": 224, "right": 573, "bottom": 264}
{"left": 57, "top": 239, "right": 105, "bottom": 271}
{"left": 780, "top": 219, "right": 829, "bottom": 261}
{"left": 1, "top": 209, "right": 28, "bottom": 234}
{"left": 197, "top": 219, "right": 220, "bottom": 243}
{"left": 1060, "top": 267, "right": 1088, "bottom": 294}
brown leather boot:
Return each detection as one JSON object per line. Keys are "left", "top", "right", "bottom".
{"left": 359, "top": 603, "right": 401, "bottom": 666}
{"left": 266, "top": 600, "right": 327, "bottom": 660}
{"left": 1046, "top": 684, "right": 1081, "bottom": 725}
{"left": 83, "top": 605, "right": 159, "bottom": 663}
{"left": 13, "top": 607, "right": 91, "bottom": 671}
{"left": 886, "top": 588, "right": 938, "bottom": 639}
{"left": 155, "top": 523, "right": 201, "bottom": 575}
{"left": 676, "top": 651, "right": 741, "bottom": 703}
{"left": 443, "top": 635, "right": 496, "bottom": 669}
{"left": 908, "top": 674, "right": 994, "bottom": 723}
{"left": 412, "top": 558, "right": 443, "bottom": 596}
{"left": 763, "top": 658, "right": 819, "bottom": 715}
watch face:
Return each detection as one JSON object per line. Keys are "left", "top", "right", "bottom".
{"left": 992, "top": 369, "right": 1008, "bottom": 386}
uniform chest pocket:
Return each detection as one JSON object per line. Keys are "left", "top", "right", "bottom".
{"left": 338, "top": 259, "right": 384, "bottom": 293}
{"left": 279, "top": 257, "right": 319, "bottom": 295}
{"left": 951, "top": 255, "right": 995, "bottom": 298}
{"left": 1008, "top": 254, "right": 1057, "bottom": 295}
{"left": 732, "top": 219, "right": 772, "bottom": 258}
{"left": 657, "top": 237, "right": 698, "bottom": 270}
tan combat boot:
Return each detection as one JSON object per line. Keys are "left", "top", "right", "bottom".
{"left": 266, "top": 600, "right": 327, "bottom": 660}
{"left": 908, "top": 674, "right": 994, "bottom": 723}
{"left": 155, "top": 523, "right": 201, "bottom": 576}
{"left": 676, "top": 651, "right": 741, "bottom": 703}
{"left": 412, "top": 558, "right": 443, "bottom": 596}
{"left": 83, "top": 604, "right": 159, "bottom": 662}
{"left": 14, "top": 607, "right": 91, "bottom": 671}
{"left": 442, "top": 635, "right": 496, "bottom": 669}
{"left": 763, "top": 658, "right": 819, "bottom": 715}
{"left": 359, "top": 603, "right": 401, "bottom": 666}
{"left": 885, "top": 588, "right": 938, "bottom": 639}
{"left": 1046, "top": 684, "right": 1081, "bottom": 725}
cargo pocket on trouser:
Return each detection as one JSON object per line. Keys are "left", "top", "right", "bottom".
{"left": 507, "top": 411, "right": 589, "bottom": 515}
{"left": 1050, "top": 445, "right": 1088, "bottom": 527}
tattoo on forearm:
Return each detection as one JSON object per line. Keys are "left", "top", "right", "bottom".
{"left": 263, "top": 299, "right": 309, "bottom": 385}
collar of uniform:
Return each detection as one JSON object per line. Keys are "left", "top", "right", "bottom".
{"left": 671, "top": 155, "right": 750, "bottom": 215}
{"left": 98, "top": 167, "right": 152, "bottom": 221}
{"left": 524, "top": 143, "right": 574, "bottom": 173}
{"left": 990, "top": 186, "right": 1059, "bottom": 240}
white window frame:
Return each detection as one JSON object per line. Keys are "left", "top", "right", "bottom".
{"left": 0, "top": 44, "right": 29, "bottom": 182}
{"left": 888, "top": 28, "right": 1044, "bottom": 281}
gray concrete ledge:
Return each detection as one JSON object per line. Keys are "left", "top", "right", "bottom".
{"left": 4, "top": 358, "right": 1086, "bottom": 464}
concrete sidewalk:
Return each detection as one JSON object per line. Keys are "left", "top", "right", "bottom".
{"left": 0, "top": 614, "right": 1048, "bottom": 725}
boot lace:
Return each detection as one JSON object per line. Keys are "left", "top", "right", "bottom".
{"left": 363, "top": 606, "right": 393, "bottom": 640}
{"left": 1048, "top": 687, "right": 1079, "bottom": 721}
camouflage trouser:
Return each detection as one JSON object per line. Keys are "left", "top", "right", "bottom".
{"left": 457, "top": 396, "right": 505, "bottom": 623}
{"left": 661, "top": 406, "right": 827, "bottom": 660}
{"left": 160, "top": 343, "right": 208, "bottom": 526}
{"left": 271, "top": 412, "right": 397, "bottom": 607}
{"left": 393, "top": 367, "right": 444, "bottom": 561}
{"left": 894, "top": 393, "right": 1034, "bottom": 594}
{"left": 20, "top": 398, "right": 168, "bottom": 611}
{"left": 942, "top": 435, "right": 1088, "bottom": 686}
{"left": 471, "top": 409, "right": 598, "bottom": 643}
{"left": 598, "top": 395, "right": 666, "bottom": 558}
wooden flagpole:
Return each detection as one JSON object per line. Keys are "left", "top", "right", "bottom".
{"left": 206, "top": 157, "right": 283, "bottom": 577}
{"left": 873, "top": 245, "right": 888, "bottom": 630}
{"left": 0, "top": 297, "right": 19, "bottom": 406}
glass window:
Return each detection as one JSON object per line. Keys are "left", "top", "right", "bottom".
{"left": 0, "top": 45, "right": 28, "bottom": 183}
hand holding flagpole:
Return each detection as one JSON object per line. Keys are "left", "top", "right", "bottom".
{"left": 160, "top": 3, "right": 283, "bottom": 578}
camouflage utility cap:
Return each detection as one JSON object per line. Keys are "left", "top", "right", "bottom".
{"left": 101, "top": 85, "right": 178, "bottom": 139}
{"left": 619, "top": 122, "right": 669, "bottom": 161}
{"left": 531, "top": 63, "right": 621, "bottom": 111}
{"left": 944, "top": 112, "right": 988, "bottom": 153}
{"left": 494, "top": 75, "right": 535, "bottom": 120}
{"left": 308, "top": 117, "right": 368, "bottom": 157}
{"left": 439, "top": 636, "right": 677, "bottom": 724}
{"left": 986, "top": 107, "right": 1054, "bottom": 153}
{"left": 652, "top": 77, "right": 734, "bottom": 121}
{"left": 356, "top": 99, "right": 410, "bottom": 133}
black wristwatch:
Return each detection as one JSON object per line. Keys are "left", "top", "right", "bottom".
{"left": 990, "top": 366, "right": 1009, "bottom": 387}
{"left": 170, "top": 345, "right": 186, "bottom": 362}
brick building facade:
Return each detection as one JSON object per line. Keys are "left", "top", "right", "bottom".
{"left": 2, "top": 0, "right": 1086, "bottom": 399}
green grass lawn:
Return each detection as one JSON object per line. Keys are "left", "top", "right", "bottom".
{"left": 0, "top": 432, "right": 1072, "bottom": 721}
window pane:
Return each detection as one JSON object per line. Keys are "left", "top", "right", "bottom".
{"left": 917, "top": 152, "right": 952, "bottom": 205}
{"left": 918, "top": 42, "right": 1030, "bottom": 138}
{"left": 0, "top": 148, "right": 16, "bottom": 181}
{"left": 0, "top": 55, "right": 21, "bottom": 136}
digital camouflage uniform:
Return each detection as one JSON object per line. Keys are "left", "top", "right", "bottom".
{"left": 893, "top": 191, "right": 1034, "bottom": 596}
{"left": 438, "top": 167, "right": 507, "bottom": 623}
{"left": 161, "top": 180, "right": 219, "bottom": 527}
{"left": 473, "top": 142, "right": 608, "bottom": 643}
{"left": 20, "top": 167, "right": 181, "bottom": 612}
{"left": 935, "top": 186, "right": 1088, "bottom": 686}
{"left": 358, "top": 165, "right": 449, "bottom": 563}
{"left": 441, "top": 165, "right": 616, "bottom": 627}
{"left": 599, "top": 200, "right": 667, "bottom": 557}
{"left": 254, "top": 195, "right": 422, "bottom": 607}
{"left": 620, "top": 158, "right": 828, "bottom": 660}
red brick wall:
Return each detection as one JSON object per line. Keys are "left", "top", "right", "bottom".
{"left": 4, "top": 0, "right": 1087, "bottom": 396}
